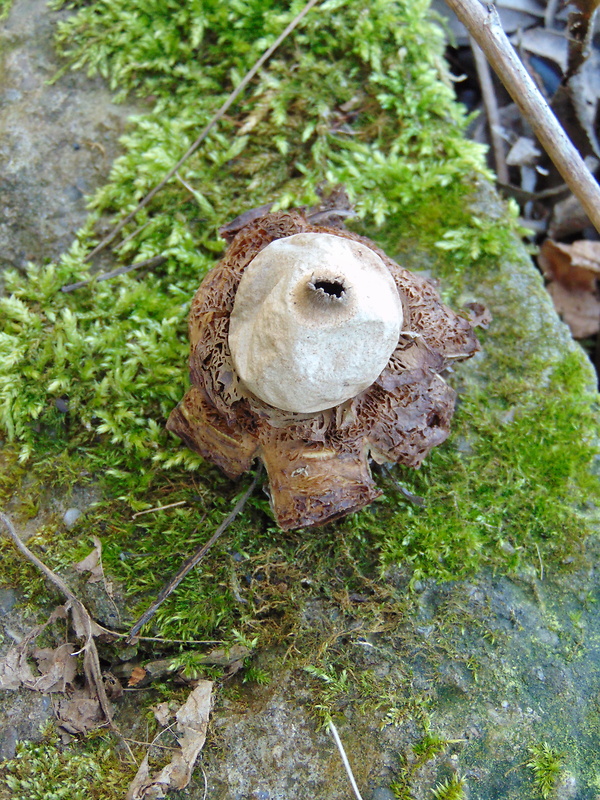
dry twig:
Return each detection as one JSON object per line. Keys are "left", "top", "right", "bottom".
{"left": 84, "top": 0, "right": 321, "bottom": 262}
{"left": 0, "top": 511, "right": 136, "bottom": 760}
{"left": 132, "top": 500, "right": 188, "bottom": 518}
{"left": 444, "top": 0, "right": 600, "bottom": 234}
{"left": 61, "top": 255, "right": 167, "bottom": 293}
{"left": 470, "top": 36, "right": 509, "bottom": 184}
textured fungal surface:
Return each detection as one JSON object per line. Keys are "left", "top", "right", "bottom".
{"left": 167, "top": 210, "right": 479, "bottom": 530}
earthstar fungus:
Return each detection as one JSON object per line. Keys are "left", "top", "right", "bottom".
{"left": 167, "top": 210, "right": 479, "bottom": 530}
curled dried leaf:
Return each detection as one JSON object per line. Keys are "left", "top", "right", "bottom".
{"left": 31, "top": 644, "right": 78, "bottom": 693}
{"left": 55, "top": 690, "right": 107, "bottom": 736}
{"left": 126, "top": 680, "right": 213, "bottom": 800}
{"left": 74, "top": 536, "right": 104, "bottom": 583}
{"left": 0, "top": 646, "right": 37, "bottom": 690}
{"left": 539, "top": 239, "right": 600, "bottom": 290}
{"left": 546, "top": 281, "right": 600, "bottom": 339}
{"left": 540, "top": 239, "right": 600, "bottom": 338}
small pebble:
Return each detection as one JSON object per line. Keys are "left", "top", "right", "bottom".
{"left": 63, "top": 508, "right": 82, "bottom": 529}
{"left": 55, "top": 397, "right": 69, "bottom": 413}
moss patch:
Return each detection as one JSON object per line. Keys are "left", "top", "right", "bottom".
{"left": 0, "top": 724, "right": 130, "bottom": 800}
{"left": 0, "top": 0, "right": 597, "bottom": 643}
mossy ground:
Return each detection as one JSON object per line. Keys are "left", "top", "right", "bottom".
{"left": 0, "top": 0, "right": 599, "bottom": 797}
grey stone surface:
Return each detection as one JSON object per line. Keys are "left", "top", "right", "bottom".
{"left": 371, "top": 788, "right": 397, "bottom": 800}
{"left": 0, "top": 592, "right": 55, "bottom": 760}
{"left": 187, "top": 555, "right": 600, "bottom": 800}
{"left": 0, "top": 0, "right": 137, "bottom": 277}
{"left": 0, "top": 590, "right": 16, "bottom": 617}
{"left": 0, "top": 692, "right": 53, "bottom": 761}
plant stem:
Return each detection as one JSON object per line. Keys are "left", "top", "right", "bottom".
{"left": 444, "top": 0, "right": 600, "bottom": 234}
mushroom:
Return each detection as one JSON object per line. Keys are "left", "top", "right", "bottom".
{"left": 167, "top": 209, "right": 479, "bottom": 530}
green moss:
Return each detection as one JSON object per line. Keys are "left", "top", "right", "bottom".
{"left": 0, "top": 0, "right": 596, "bottom": 653}
{"left": 431, "top": 774, "right": 467, "bottom": 800}
{"left": 0, "top": 0, "right": 12, "bottom": 20}
{"left": 0, "top": 725, "right": 131, "bottom": 800}
{"left": 526, "top": 743, "right": 565, "bottom": 799}
{"left": 389, "top": 733, "right": 466, "bottom": 799}
{"left": 378, "top": 350, "right": 599, "bottom": 581}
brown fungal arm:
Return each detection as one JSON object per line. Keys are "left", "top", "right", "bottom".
{"left": 364, "top": 377, "right": 456, "bottom": 468}
{"left": 259, "top": 437, "right": 381, "bottom": 530}
{"left": 166, "top": 387, "right": 259, "bottom": 480}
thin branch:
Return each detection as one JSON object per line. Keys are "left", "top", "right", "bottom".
{"left": 1, "top": 511, "right": 83, "bottom": 608}
{"left": 124, "top": 738, "right": 179, "bottom": 751}
{"left": 61, "top": 255, "right": 167, "bottom": 293}
{"left": 444, "top": 0, "right": 600, "bottom": 234}
{"left": 84, "top": 0, "right": 321, "bottom": 262}
{"left": 470, "top": 36, "right": 509, "bottom": 184}
{"left": 114, "top": 634, "right": 224, "bottom": 645}
{"left": 328, "top": 719, "right": 365, "bottom": 800}
{"left": 126, "top": 465, "right": 262, "bottom": 642}
{"left": 0, "top": 511, "right": 136, "bottom": 761}
{"left": 200, "top": 762, "right": 209, "bottom": 800}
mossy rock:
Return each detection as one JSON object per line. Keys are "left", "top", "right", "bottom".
{"left": 1, "top": 0, "right": 599, "bottom": 798}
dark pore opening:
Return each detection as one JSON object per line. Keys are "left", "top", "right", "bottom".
{"left": 313, "top": 279, "right": 345, "bottom": 298}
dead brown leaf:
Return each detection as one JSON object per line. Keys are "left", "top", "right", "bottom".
{"left": 540, "top": 239, "right": 600, "bottom": 338}
{"left": 539, "top": 239, "right": 600, "bottom": 290}
{"left": 0, "top": 606, "right": 70, "bottom": 691}
{"left": 152, "top": 702, "right": 174, "bottom": 727}
{"left": 75, "top": 536, "right": 104, "bottom": 583}
{"left": 0, "top": 512, "right": 135, "bottom": 760}
{"left": 0, "top": 645, "right": 37, "bottom": 690}
{"left": 511, "top": 27, "right": 568, "bottom": 72}
{"left": 128, "top": 665, "right": 148, "bottom": 687}
{"left": 546, "top": 281, "right": 600, "bottom": 338}
{"left": 31, "top": 644, "right": 77, "bottom": 693}
{"left": 126, "top": 680, "right": 213, "bottom": 800}
{"left": 55, "top": 688, "right": 106, "bottom": 735}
